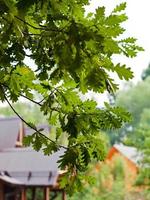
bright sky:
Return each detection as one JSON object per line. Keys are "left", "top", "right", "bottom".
{"left": 84, "top": 0, "right": 150, "bottom": 106}
{"left": 86, "top": 0, "right": 150, "bottom": 83}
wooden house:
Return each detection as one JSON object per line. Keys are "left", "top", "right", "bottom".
{"left": 0, "top": 117, "right": 66, "bottom": 200}
{"left": 106, "top": 144, "right": 141, "bottom": 191}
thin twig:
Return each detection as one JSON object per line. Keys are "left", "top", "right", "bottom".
{"left": 2, "top": 84, "right": 59, "bottom": 111}
{"left": 2, "top": 89, "right": 67, "bottom": 150}
{"left": 24, "top": 53, "right": 34, "bottom": 57}
{"left": 2, "top": 84, "right": 42, "bottom": 106}
{"left": 38, "top": 98, "right": 46, "bottom": 104}
{"left": 15, "top": 16, "right": 46, "bottom": 31}
{"left": 20, "top": 94, "right": 59, "bottom": 112}
{"left": 20, "top": 93, "right": 42, "bottom": 106}
{"left": 15, "top": 16, "right": 67, "bottom": 33}
{"left": 23, "top": 31, "right": 41, "bottom": 36}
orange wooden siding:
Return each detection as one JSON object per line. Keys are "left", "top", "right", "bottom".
{"left": 106, "top": 146, "right": 139, "bottom": 192}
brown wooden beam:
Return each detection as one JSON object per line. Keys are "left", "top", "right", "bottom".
{"left": 44, "top": 187, "right": 50, "bottom": 200}
{"left": 31, "top": 188, "right": 36, "bottom": 200}
{"left": 62, "top": 190, "right": 66, "bottom": 200}
{"left": 21, "top": 187, "right": 27, "bottom": 200}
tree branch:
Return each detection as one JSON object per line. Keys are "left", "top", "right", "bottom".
{"left": 20, "top": 93, "right": 43, "bottom": 106}
{"left": 2, "top": 84, "right": 42, "bottom": 106}
{"left": 2, "top": 83, "right": 60, "bottom": 112}
{"left": 24, "top": 52, "right": 34, "bottom": 57}
{"left": 15, "top": 16, "right": 46, "bottom": 31}
{"left": 15, "top": 16, "right": 67, "bottom": 33}
{"left": 20, "top": 93, "right": 59, "bottom": 112}
{"left": 2, "top": 88, "right": 67, "bottom": 150}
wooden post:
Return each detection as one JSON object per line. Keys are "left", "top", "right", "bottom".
{"left": 62, "top": 190, "right": 66, "bottom": 200}
{"left": 31, "top": 188, "right": 36, "bottom": 200}
{"left": 44, "top": 187, "right": 50, "bottom": 200}
{"left": 16, "top": 121, "right": 25, "bottom": 147}
{"left": 0, "top": 182, "right": 4, "bottom": 200}
{"left": 15, "top": 188, "right": 21, "bottom": 200}
{"left": 21, "top": 187, "right": 27, "bottom": 200}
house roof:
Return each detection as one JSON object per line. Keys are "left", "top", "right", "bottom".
{"left": 0, "top": 171, "right": 58, "bottom": 187}
{"left": 0, "top": 173, "right": 23, "bottom": 185}
{"left": 25, "top": 124, "right": 50, "bottom": 136}
{"left": 0, "top": 117, "right": 51, "bottom": 149}
{"left": 0, "top": 117, "right": 20, "bottom": 150}
{"left": 0, "top": 117, "right": 65, "bottom": 187}
{"left": 0, "top": 147, "right": 65, "bottom": 186}
{"left": 114, "top": 144, "right": 141, "bottom": 165}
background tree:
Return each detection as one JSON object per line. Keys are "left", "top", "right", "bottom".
{"left": 0, "top": 0, "right": 143, "bottom": 192}
{"left": 127, "top": 109, "right": 150, "bottom": 189}
{"left": 67, "top": 157, "right": 126, "bottom": 200}
{"left": 106, "top": 64, "right": 150, "bottom": 191}
{"left": 116, "top": 78, "right": 150, "bottom": 127}
{"left": 108, "top": 77, "right": 150, "bottom": 144}
{"left": 141, "top": 63, "right": 150, "bottom": 80}
{"left": 67, "top": 156, "right": 147, "bottom": 200}
{"left": 0, "top": 102, "right": 46, "bottom": 124}
{"left": 105, "top": 62, "right": 150, "bottom": 144}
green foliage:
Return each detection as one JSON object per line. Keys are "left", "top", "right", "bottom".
{"left": 67, "top": 157, "right": 149, "bottom": 200}
{"left": 106, "top": 78, "right": 150, "bottom": 144}
{"left": 0, "top": 0, "right": 143, "bottom": 192}
{"left": 128, "top": 115, "right": 150, "bottom": 188}
{"left": 114, "top": 64, "right": 133, "bottom": 81}
{"left": 141, "top": 63, "right": 150, "bottom": 80}
{"left": 113, "top": 2, "right": 127, "bottom": 13}
{"left": 0, "top": 102, "right": 47, "bottom": 124}
{"left": 115, "top": 78, "right": 150, "bottom": 129}
{"left": 111, "top": 76, "right": 150, "bottom": 187}
{"left": 68, "top": 157, "right": 126, "bottom": 200}
{"left": 27, "top": 188, "right": 63, "bottom": 200}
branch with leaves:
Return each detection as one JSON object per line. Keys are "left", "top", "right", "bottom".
{"left": 0, "top": 0, "right": 143, "bottom": 194}
{"left": 2, "top": 86, "right": 67, "bottom": 149}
